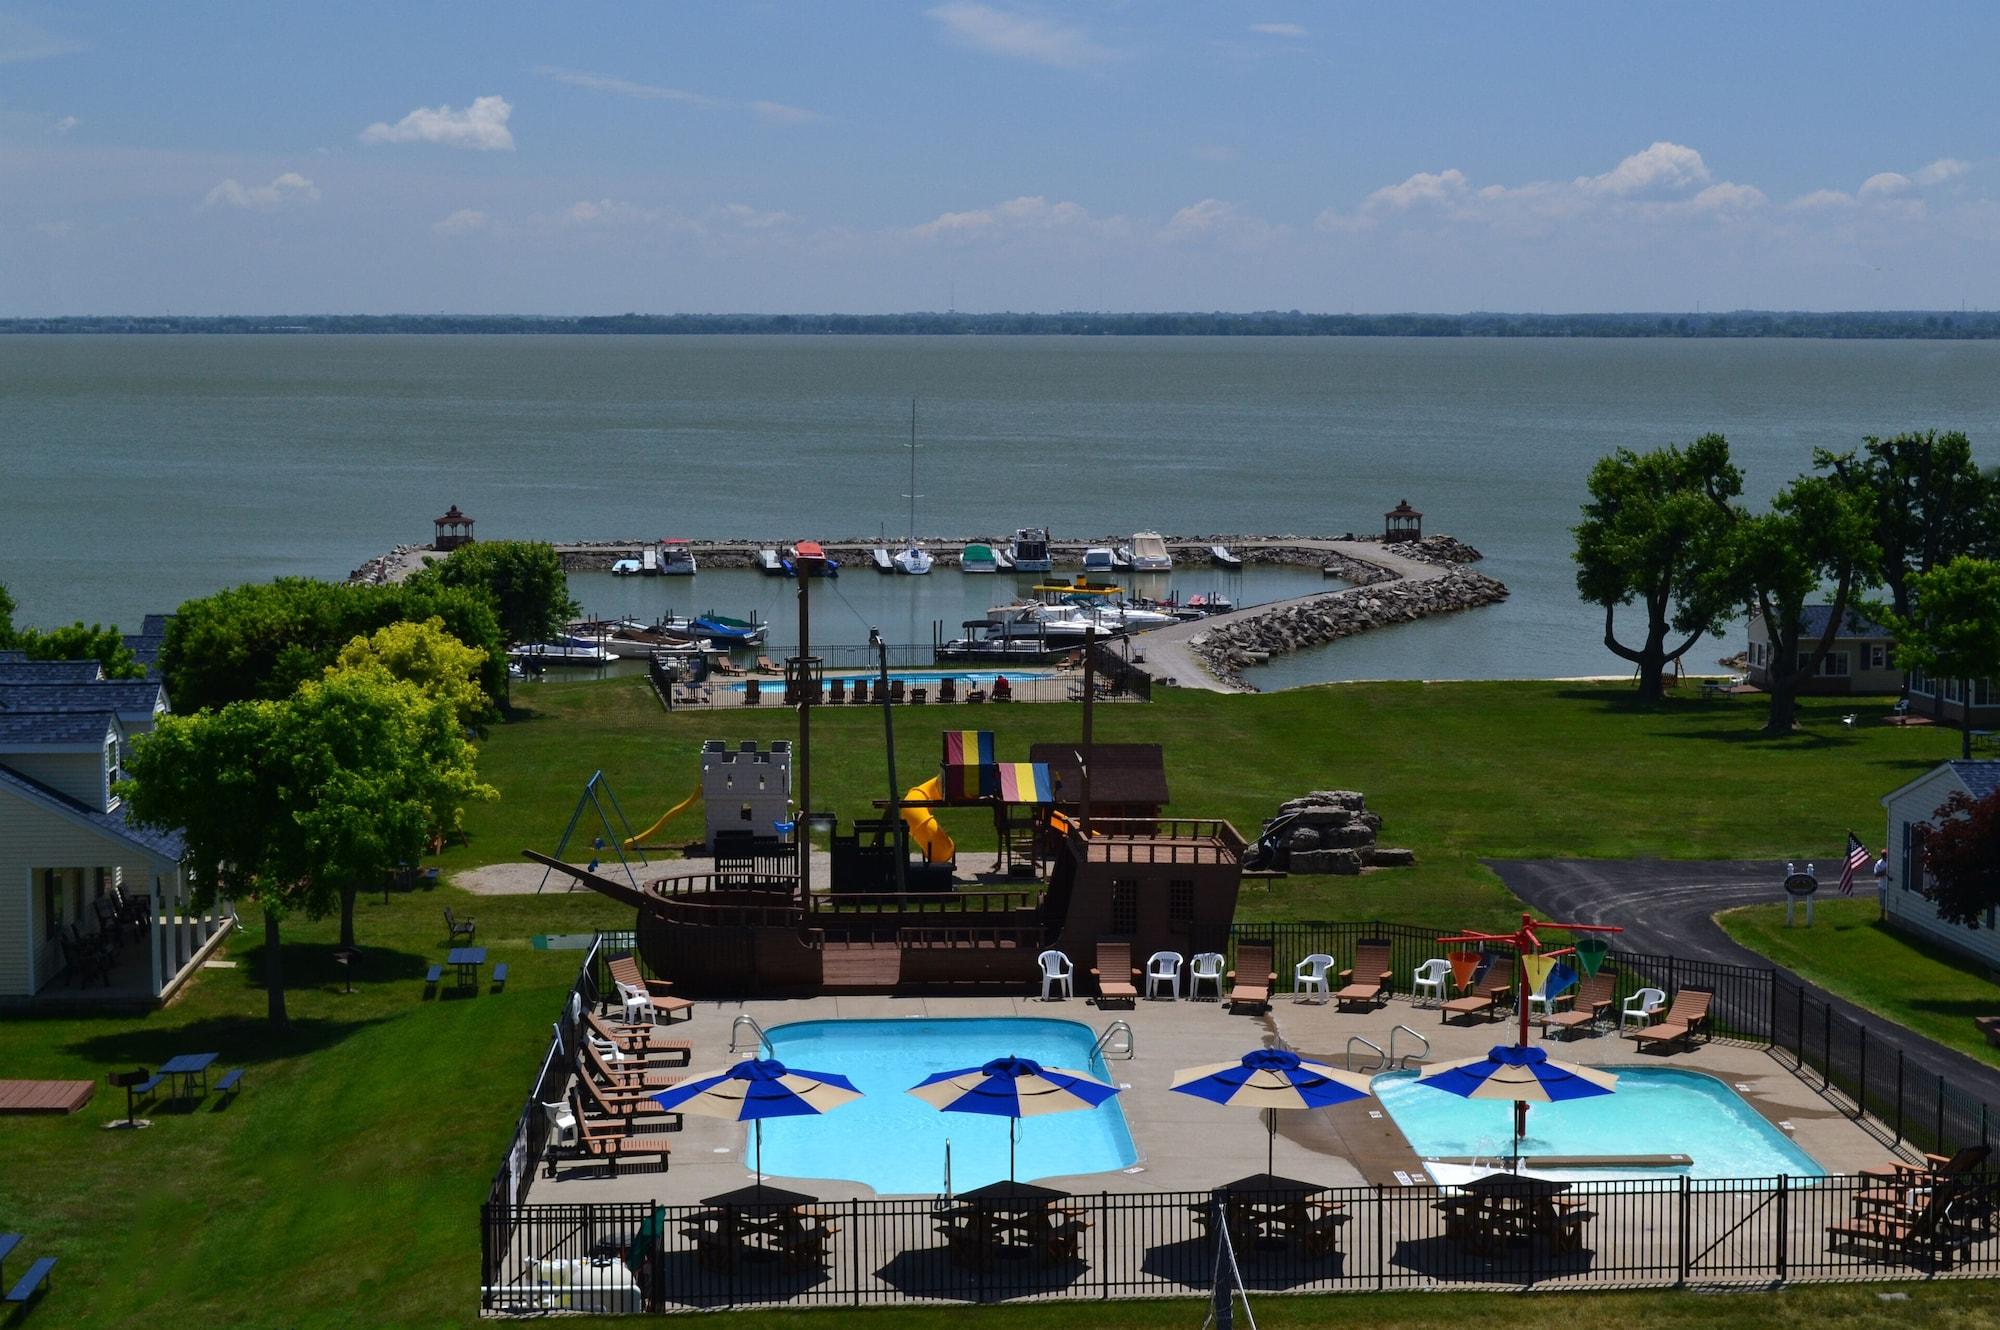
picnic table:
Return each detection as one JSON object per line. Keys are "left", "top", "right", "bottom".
{"left": 937, "top": 1181, "right": 1088, "bottom": 1265}
{"left": 158, "top": 1052, "right": 219, "bottom": 1101}
{"left": 1198, "top": 1173, "right": 1347, "bottom": 1254}
{"left": 683, "top": 1184, "right": 837, "bottom": 1270}
{"left": 1435, "top": 1174, "right": 1593, "bottom": 1253}
{"left": 447, "top": 947, "right": 487, "bottom": 991}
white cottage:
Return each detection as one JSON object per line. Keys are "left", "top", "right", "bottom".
{"left": 0, "top": 666, "right": 231, "bottom": 1003}
{"left": 1879, "top": 760, "right": 2000, "bottom": 970}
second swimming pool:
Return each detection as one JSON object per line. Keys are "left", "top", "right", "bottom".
{"left": 757, "top": 1017, "right": 1137, "bottom": 1195}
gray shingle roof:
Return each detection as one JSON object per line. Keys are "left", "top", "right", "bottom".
{"left": 0, "top": 711, "right": 119, "bottom": 746}
{"left": 1949, "top": 760, "right": 2000, "bottom": 801}
{"left": 1795, "top": 604, "right": 1892, "bottom": 640}
{"left": 0, "top": 682, "right": 166, "bottom": 719}
{"left": 0, "top": 661, "right": 106, "bottom": 684}
{"left": 0, "top": 650, "right": 25, "bottom": 663}
{"left": 0, "top": 760, "right": 184, "bottom": 864}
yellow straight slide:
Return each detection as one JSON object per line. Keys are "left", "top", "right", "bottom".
{"left": 901, "top": 776, "right": 955, "bottom": 863}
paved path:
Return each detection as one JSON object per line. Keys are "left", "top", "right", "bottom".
{"left": 1134, "top": 540, "right": 1449, "bottom": 694}
{"left": 1488, "top": 858, "right": 2000, "bottom": 1127}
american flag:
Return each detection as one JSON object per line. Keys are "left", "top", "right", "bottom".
{"left": 1837, "top": 832, "right": 1871, "bottom": 896}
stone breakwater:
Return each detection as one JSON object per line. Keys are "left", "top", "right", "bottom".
{"left": 1186, "top": 566, "right": 1510, "bottom": 689}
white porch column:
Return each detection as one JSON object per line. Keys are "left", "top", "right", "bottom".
{"left": 150, "top": 875, "right": 164, "bottom": 997}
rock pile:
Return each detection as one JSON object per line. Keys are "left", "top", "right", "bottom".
{"left": 1190, "top": 567, "right": 1509, "bottom": 689}
{"left": 1255, "top": 791, "right": 1415, "bottom": 874}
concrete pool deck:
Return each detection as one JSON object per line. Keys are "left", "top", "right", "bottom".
{"left": 545, "top": 988, "right": 1899, "bottom": 1208}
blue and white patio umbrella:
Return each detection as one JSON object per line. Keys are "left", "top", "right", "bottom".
{"left": 1171, "top": 1048, "right": 1374, "bottom": 1174}
{"left": 907, "top": 1055, "right": 1122, "bottom": 1183}
{"left": 653, "top": 1058, "right": 862, "bottom": 1182}
{"left": 1417, "top": 1044, "right": 1617, "bottom": 1167}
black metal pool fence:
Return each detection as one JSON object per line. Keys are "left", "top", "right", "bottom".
{"left": 479, "top": 924, "right": 2000, "bottom": 1311}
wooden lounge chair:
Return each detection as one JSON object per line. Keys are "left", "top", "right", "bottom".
{"left": 584, "top": 1010, "right": 691, "bottom": 1061}
{"left": 1631, "top": 988, "right": 1712, "bottom": 1053}
{"left": 911, "top": 686, "right": 929, "bottom": 704}
{"left": 569, "top": 1092, "right": 673, "bottom": 1177}
{"left": 1826, "top": 1183, "right": 1972, "bottom": 1268}
{"left": 1542, "top": 970, "right": 1618, "bottom": 1040}
{"left": 708, "top": 655, "right": 745, "bottom": 676}
{"left": 1091, "top": 942, "right": 1139, "bottom": 1007}
{"left": 743, "top": 677, "right": 762, "bottom": 705}
{"left": 444, "top": 906, "right": 475, "bottom": 945}
{"left": 888, "top": 679, "right": 906, "bottom": 704}
{"left": 827, "top": 677, "right": 847, "bottom": 704}
{"left": 1441, "top": 955, "right": 1512, "bottom": 1025}
{"left": 939, "top": 677, "right": 958, "bottom": 703}
{"left": 574, "top": 1065, "right": 681, "bottom": 1121}
{"left": 755, "top": 655, "right": 782, "bottom": 674}
{"left": 1227, "top": 942, "right": 1277, "bottom": 1013}
{"left": 992, "top": 676, "right": 1013, "bottom": 702}
{"left": 850, "top": 678, "right": 869, "bottom": 704}
{"left": 582, "top": 1041, "right": 683, "bottom": 1093}
{"left": 1863, "top": 1144, "right": 1991, "bottom": 1183}
{"left": 1332, "top": 941, "right": 1394, "bottom": 1011}
{"left": 605, "top": 954, "right": 695, "bottom": 1023}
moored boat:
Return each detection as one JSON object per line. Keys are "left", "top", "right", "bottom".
{"left": 610, "top": 558, "right": 643, "bottom": 576}
{"left": 1082, "top": 547, "right": 1117, "bottom": 575}
{"left": 510, "top": 639, "right": 617, "bottom": 666}
{"left": 993, "top": 546, "right": 1015, "bottom": 571}
{"left": 960, "top": 542, "right": 999, "bottom": 574}
{"left": 871, "top": 548, "right": 896, "bottom": 573}
{"left": 757, "top": 548, "right": 785, "bottom": 575}
{"left": 1129, "top": 532, "right": 1173, "bottom": 572}
{"left": 659, "top": 539, "right": 697, "bottom": 575}
{"left": 893, "top": 545, "right": 934, "bottom": 575}
{"left": 1110, "top": 546, "right": 1134, "bottom": 571}
{"left": 1009, "top": 527, "right": 1053, "bottom": 573}
{"left": 1209, "top": 544, "right": 1242, "bottom": 569}
{"left": 691, "top": 613, "right": 768, "bottom": 645}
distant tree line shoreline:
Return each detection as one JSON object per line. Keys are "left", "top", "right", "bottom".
{"left": 7, "top": 311, "right": 2000, "bottom": 338}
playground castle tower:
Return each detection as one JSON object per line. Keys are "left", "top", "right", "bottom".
{"left": 701, "top": 740, "right": 792, "bottom": 852}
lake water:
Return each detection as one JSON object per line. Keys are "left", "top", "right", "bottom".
{"left": 7, "top": 334, "right": 2000, "bottom": 685}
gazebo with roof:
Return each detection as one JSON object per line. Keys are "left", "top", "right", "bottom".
{"left": 1384, "top": 499, "right": 1423, "bottom": 543}
{"left": 434, "top": 504, "right": 476, "bottom": 552}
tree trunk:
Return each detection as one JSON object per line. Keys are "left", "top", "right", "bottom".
{"left": 1762, "top": 684, "right": 1799, "bottom": 736}
{"left": 339, "top": 884, "right": 357, "bottom": 949}
{"left": 264, "top": 910, "right": 288, "bottom": 1028}
{"left": 1963, "top": 681, "right": 1974, "bottom": 760}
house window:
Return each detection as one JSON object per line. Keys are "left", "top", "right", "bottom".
{"left": 1168, "top": 879, "right": 1195, "bottom": 925}
{"left": 43, "top": 871, "right": 62, "bottom": 940}
{"left": 1110, "top": 880, "right": 1138, "bottom": 935}
{"left": 1820, "top": 652, "right": 1850, "bottom": 678}
{"left": 105, "top": 737, "right": 122, "bottom": 806}
{"left": 1910, "top": 669, "right": 1933, "bottom": 697}
{"left": 1868, "top": 644, "right": 1888, "bottom": 671}
{"left": 1946, "top": 678, "right": 1964, "bottom": 703}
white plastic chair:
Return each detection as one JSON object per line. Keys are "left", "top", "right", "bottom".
{"left": 1622, "top": 986, "right": 1666, "bottom": 1032}
{"left": 1188, "top": 952, "right": 1226, "bottom": 1000}
{"left": 542, "top": 1099, "right": 578, "bottom": 1149}
{"left": 1293, "top": 953, "right": 1336, "bottom": 1001}
{"left": 1037, "top": 949, "right": 1074, "bottom": 1001}
{"left": 618, "top": 981, "right": 653, "bottom": 1026}
{"left": 1145, "top": 951, "right": 1185, "bottom": 1000}
{"left": 1412, "top": 958, "right": 1450, "bottom": 1007}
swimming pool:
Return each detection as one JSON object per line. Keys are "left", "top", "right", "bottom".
{"left": 757, "top": 1018, "right": 1137, "bottom": 1195}
{"left": 1373, "top": 1066, "right": 1825, "bottom": 1180}
{"left": 716, "top": 668, "right": 1053, "bottom": 694}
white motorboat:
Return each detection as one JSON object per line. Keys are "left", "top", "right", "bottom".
{"left": 1110, "top": 547, "right": 1134, "bottom": 571}
{"left": 610, "top": 558, "right": 643, "bottom": 576}
{"left": 658, "top": 539, "right": 697, "bottom": 575}
{"left": 1009, "top": 527, "right": 1053, "bottom": 573}
{"left": 1129, "top": 532, "right": 1173, "bottom": 572}
{"left": 510, "top": 640, "right": 617, "bottom": 667}
{"left": 960, "top": 542, "right": 999, "bottom": 574}
{"left": 1081, "top": 547, "right": 1118, "bottom": 575}
{"left": 992, "top": 547, "right": 1015, "bottom": 571}
{"left": 1209, "top": 544, "right": 1242, "bottom": 569}
{"left": 757, "top": 548, "right": 785, "bottom": 576}
{"left": 871, "top": 548, "right": 896, "bottom": 573}
{"left": 894, "top": 545, "right": 934, "bottom": 575}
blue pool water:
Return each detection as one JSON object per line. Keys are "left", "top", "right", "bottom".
{"left": 1373, "top": 1067, "right": 1825, "bottom": 1180}
{"left": 717, "top": 668, "right": 1053, "bottom": 694}
{"left": 758, "top": 1018, "right": 1137, "bottom": 1195}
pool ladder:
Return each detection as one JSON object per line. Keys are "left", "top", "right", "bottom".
{"left": 729, "top": 1014, "right": 772, "bottom": 1057}
{"left": 1345, "top": 1025, "right": 1430, "bottom": 1072}
{"left": 1094, "top": 1019, "right": 1134, "bottom": 1061}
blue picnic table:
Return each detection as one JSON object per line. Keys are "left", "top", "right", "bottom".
{"left": 446, "top": 947, "right": 487, "bottom": 991}
{"left": 158, "top": 1052, "right": 219, "bottom": 1100}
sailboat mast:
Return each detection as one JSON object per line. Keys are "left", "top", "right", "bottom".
{"left": 907, "top": 398, "right": 917, "bottom": 546}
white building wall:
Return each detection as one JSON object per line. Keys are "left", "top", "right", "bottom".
{"left": 701, "top": 740, "right": 793, "bottom": 850}
{"left": 1882, "top": 767, "right": 2000, "bottom": 970}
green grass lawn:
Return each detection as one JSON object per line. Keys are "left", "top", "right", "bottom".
{"left": 1, "top": 678, "right": 1982, "bottom": 1328}
{"left": 1719, "top": 896, "right": 2000, "bottom": 1070}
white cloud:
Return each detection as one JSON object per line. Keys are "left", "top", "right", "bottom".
{"left": 1688, "top": 182, "right": 1768, "bottom": 213}
{"left": 432, "top": 208, "right": 491, "bottom": 237}
{"left": 360, "top": 95, "right": 514, "bottom": 150}
{"left": 1160, "top": 198, "right": 1277, "bottom": 246}
{"left": 909, "top": 195, "right": 1119, "bottom": 241}
{"left": 1249, "top": 22, "right": 1308, "bottom": 38}
{"left": 1578, "top": 141, "right": 1710, "bottom": 196}
{"left": 1859, "top": 171, "right": 1912, "bottom": 198}
{"left": 718, "top": 203, "right": 795, "bottom": 230}
{"left": 1362, "top": 168, "right": 1471, "bottom": 213}
{"left": 536, "top": 67, "right": 721, "bottom": 109}
{"left": 1789, "top": 188, "right": 1855, "bottom": 210}
{"left": 52, "top": 115, "right": 78, "bottom": 134}
{"left": 0, "top": 16, "right": 81, "bottom": 63}
{"left": 1914, "top": 157, "right": 1970, "bottom": 186}
{"left": 749, "top": 100, "right": 820, "bottom": 125}
{"left": 926, "top": 3, "right": 1116, "bottom": 68}
{"left": 203, "top": 171, "right": 320, "bottom": 211}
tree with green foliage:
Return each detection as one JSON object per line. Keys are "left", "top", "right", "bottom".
{"left": 159, "top": 577, "right": 505, "bottom": 713}
{"left": 1728, "top": 474, "right": 1881, "bottom": 737}
{"left": 1879, "top": 556, "right": 2000, "bottom": 758}
{"left": 1817, "top": 431, "right": 1998, "bottom": 620}
{"left": 1573, "top": 435, "right": 1744, "bottom": 702}
{"left": 406, "top": 540, "right": 576, "bottom": 647}
{"left": 328, "top": 616, "right": 494, "bottom": 730}
{"left": 282, "top": 671, "right": 495, "bottom": 947}
{"left": 121, "top": 699, "right": 324, "bottom": 1027}
{"left": 0, "top": 581, "right": 145, "bottom": 678}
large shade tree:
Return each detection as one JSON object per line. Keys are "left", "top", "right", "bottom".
{"left": 1880, "top": 556, "right": 2000, "bottom": 758}
{"left": 405, "top": 540, "right": 576, "bottom": 647}
{"left": 1918, "top": 788, "right": 2000, "bottom": 928}
{"left": 0, "top": 581, "right": 144, "bottom": 678}
{"left": 1729, "top": 474, "right": 1880, "bottom": 736}
{"left": 1573, "top": 434, "right": 1743, "bottom": 702}
{"left": 328, "top": 616, "right": 495, "bottom": 731}
{"left": 1817, "top": 431, "right": 1999, "bottom": 619}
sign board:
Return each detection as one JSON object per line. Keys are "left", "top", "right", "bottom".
{"left": 1782, "top": 872, "right": 1818, "bottom": 897}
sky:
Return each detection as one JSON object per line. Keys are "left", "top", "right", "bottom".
{"left": 3, "top": 2, "right": 1998, "bottom": 315}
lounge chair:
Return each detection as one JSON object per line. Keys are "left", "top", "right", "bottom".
{"left": 827, "top": 677, "right": 847, "bottom": 704}
{"left": 1188, "top": 951, "right": 1226, "bottom": 1000}
{"left": 1144, "top": 951, "right": 1184, "bottom": 1000}
{"left": 850, "top": 678, "right": 869, "bottom": 704}
{"left": 1526, "top": 967, "right": 1578, "bottom": 1023}
{"left": 569, "top": 1092, "right": 673, "bottom": 1178}
{"left": 1332, "top": 941, "right": 1393, "bottom": 1011}
{"left": 445, "top": 906, "right": 476, "bottom": 945}
{"left": 574, "top": 1064, "right": 681, "bottom": 1120}
{"left": 1441, "top": 955, "right": 1512, "bottom": 1024}
{"left": 1542, "top": 970, "right": 1618, "bottom": 1040}
{"left": 939, "top": 677, "right": 958, "bottom": 703}
{"left": 1621, "top": 986, "right": 1667, "bottom": 1032}
{"left": 1293, "top": 953, "right": 1335, "bottom": 1002}
{"left": 1412, "top": 958, "right": 1449, "bottom": 1007}
{"left": 888, "top": 679, "right": 906, "bottom": 704}
{"left": 1227, "top": 943, "right": 1277, "bottom": 1013}
{"left": 992, "top": 676, "right": 1013, "bottom": 702}
{"left": 743, "top": 677, "right": 762, "bottom": 705}
{"left": 756, "top": 655, "right": 783, "bottom": 675}
{"left": 584, "top": 1010, "right": 692, "bottom": 1061}
{"left": 605, "top": 954, "right": 694, "bottom": 1023}
{"left": 965, "top": 687, "right": 987, "bottom": 704}
{"left": 1826, "top": 1181, "right": 1975, "bottom": 1269}
{"left": 910, "top": 686, "right": 929, "bottom": 704}
{"left": 582, "top": 1040, "right": 682, "bottom": 1093}
{"left": 1090, "top": 942, "right": 1139, "bottom": 1007}
{"left": 1037, "top": 949, "right": 1074, "bottom": 1001}
{"left": 1631, "top": 988, "right": 1712, "bottom": 1053}
{"left": 1862, "top": 1144, "right": 1991, "bottom": 1183}
{"left": 709, "top": 656, "right": 745, "bottom": 676}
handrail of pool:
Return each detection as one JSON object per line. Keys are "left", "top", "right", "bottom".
{"left": 1094, "top": 1019, "right": 1134, "bottom": 1061}
{"left": 1389, "top": 1024, "right": 1429, "bottom": 1068}
{"left": 1346, "top": 1035, "right": 1385, "bottom": 1073}
{"left": 730, "top": 1014, "right": 772, "bottom": 1057}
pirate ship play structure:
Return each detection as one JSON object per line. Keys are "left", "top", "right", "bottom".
{"left": 529, "top": 540, "right": 1247, "bottom": 996}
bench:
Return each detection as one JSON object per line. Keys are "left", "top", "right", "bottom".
{"left": 445, "top": 907, "right": 475, "bottom": 945}
{"left": 4, "top": 1257, "right": 54, "bottom": 1305}
{"left": 215, "top": 1068, "right": 245, "bottom": 1100}
{"left": 424, "top": 964, "right": 444, "bottom": 995}
{"left": 490, "top": 963, "right": 509, "bottom": 991}
{"left": 0, "top": 1233, "right": 18, "bottom": 1284}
